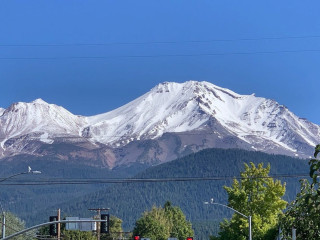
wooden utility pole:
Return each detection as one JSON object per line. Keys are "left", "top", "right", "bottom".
{"left": 88, "top": 208, "right": 110, "bottom": 240}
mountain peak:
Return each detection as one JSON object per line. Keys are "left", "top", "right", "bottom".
{"left": 32, "top": 98, "right": 48, "bottom": 104}
{"left": 154, "top": 81, "right": 246, "bottom": 100}
{"left": 5, "top": 98, "right": 49, "bottom": 113}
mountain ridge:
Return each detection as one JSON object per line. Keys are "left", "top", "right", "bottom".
{"left": 0, "top": 81, "right": 319, "bottom": 166}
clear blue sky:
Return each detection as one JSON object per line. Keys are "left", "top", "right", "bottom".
{"left": 1, "top": 0, "right": 319, "bottom": 124}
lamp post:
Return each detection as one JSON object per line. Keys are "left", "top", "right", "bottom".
{"left": 0, "top": 166, "right": 41, "bottom": 184}
{"left": 204, "top": 198, "right": 252, "bottom": 240}
{"left": 1, "top": 166, "right": 41, "bottom": 238}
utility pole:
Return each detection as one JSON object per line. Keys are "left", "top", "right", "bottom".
{"left": 57, "top": 209, "right": 61, "bottom": 240}
{"left": 88, "top": 208, "right": 110, "bottom": 240}
{"left": 2, "top": 212, "right": 5, "bottom": 238}
{"left": 292, "top": 228, "right": 296, "bottom": 240}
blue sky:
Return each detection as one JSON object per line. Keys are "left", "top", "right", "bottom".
{"left": 1, "top": 0, "right": 320, "bottom": 124}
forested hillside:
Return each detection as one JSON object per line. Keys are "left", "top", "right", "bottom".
{"left": 29, "top": 148, "right": 309, "bottom": 239}
{"left": 0, "top": 154, "right": 147, "bottom": 225}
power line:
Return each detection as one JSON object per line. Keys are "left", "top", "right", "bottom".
{"left": 1, "top": 35, "right": 320, "bottom": 47}
{"left": 0, "top": 174, "right": 310, "bottom": 185}
{"left": 1, "top": 49, "right": 320, "bottom": 60}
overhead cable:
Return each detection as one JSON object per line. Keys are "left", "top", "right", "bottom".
{"left": 1, "top": 35, "right": 320, "bottom": 47}
{"left": 1, "top": 49, "right": 320, "bottom": 60}
{"left": 0, "top": 174, "right": 310, "bottom": 185}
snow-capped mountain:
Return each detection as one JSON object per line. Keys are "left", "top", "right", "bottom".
{"left": 0, "top": 81, "right": 319, "bottom": 167}
{"left": 0, "top": 98, "right": 85, "bottom": 139}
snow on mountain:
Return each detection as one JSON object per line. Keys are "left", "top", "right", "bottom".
{"left": 83, "top": 81, "right": 210, "bottom": 145}
{"left": 82, "top": 81, "right": 320, "bottom": 155}
{"left": 0, "top": 81, "right": 319, "bottom": 161}
{"left": 0, "top": 107, "right": 4, "bottom": 116}
{"left": 0, "top": 98, "right": 86, "bottom": 150}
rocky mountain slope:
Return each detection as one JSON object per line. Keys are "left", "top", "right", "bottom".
{"left": 0, "top": 81, "right": 319, "bottom": 167}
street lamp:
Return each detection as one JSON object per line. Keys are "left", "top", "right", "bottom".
{"left": 204, "top": 198, "right": 252, "bottom": 240}
{"left": 0, "top": 166, "right": 41, "bottom": 183}
{"left": 1, "top": 166, "right": 41, "bottom": 238}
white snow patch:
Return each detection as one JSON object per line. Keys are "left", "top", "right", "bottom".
{"left": 39, "top": 132, "right": 54, "bottom": 144}
{"left": 0, "top": 139, "right": 7, "bottom": 149}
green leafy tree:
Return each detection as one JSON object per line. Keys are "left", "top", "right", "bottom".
{"left": 212, "top": 162, "right": 287, "bottom": 240}
{"left": 62, "top": 230, "right": 96, "bottom": 240}
{"left": 310, "top": 144, "right": 320, "bottom": 187}
{"left": 36, "top": 225, "right": 50, "bottom": 238}
{"left": 280, "top": 144, "right": 320, "bottom": 239}
{"left": 0, "top": 211, "right": 34, "bottom": 240}
{"left": 133, "top": 205, "right": 170, "bottom": 240}
{"left": 101, "top": 215, "right": 123, "bottom": 240}
{"left": 163, "top": 202, "right": 194, "bottom": 240}
{"left": 133, "top": 202, "right": 194, "bottom": 240}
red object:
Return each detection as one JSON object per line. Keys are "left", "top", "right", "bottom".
{"left": 134, "top": 236, "right": 140, "bottom": 240}
{"left": 186, "top": 237, "right": 194, "bottom": 240}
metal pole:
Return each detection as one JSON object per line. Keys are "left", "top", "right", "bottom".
{"left": 278, "top": 226, "right": 281, "bottom": 240}
{"left": 208, "top": 202, "right": 248, "bottom": 218}
{"left": 1, "top": 173, "right": 26, "bottom": 239}
{"left": 1, "top": 212, "right": 5, "bottom": 238}
{"left": 0, "top": 167, "right": 41, "bottom": 239}
{"left": 2, "top": 219, "right": 107, "bottom": 240}
{"left": 97, "top": 209, "right": 101, "bottom": 240}
{"left": 292, "top": 228, "right": 296, "bottom": 240}
{"left": 57, "top": 209, "right": 61, "bottom": 240}
{"left": 204, "top": 200, "right": 252, "bottom": 240}
{"left": 248, "top": 215, "right": 252, "bottom": 240}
